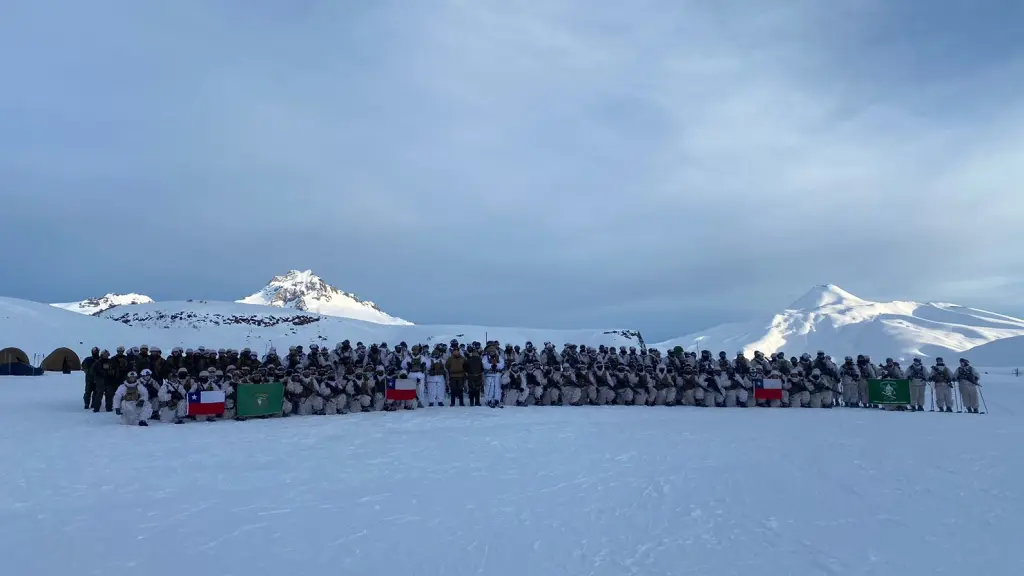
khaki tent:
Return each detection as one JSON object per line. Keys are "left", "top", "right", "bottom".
{"left": 41, "top": 347, "right": 82, "bottom": 372}
{"left": 0, "top": 347, "right": 30, "bottom": 365}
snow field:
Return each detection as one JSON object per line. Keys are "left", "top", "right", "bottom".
{"left": 2, "top": 372, "right": 1022, "bottom": 576}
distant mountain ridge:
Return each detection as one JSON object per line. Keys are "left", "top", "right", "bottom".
{"left": 654, "top": 284, "right": 1024, "bottom": 362}
{"left": 51, "top": 293, "right": 154, "bottom": 316}
{"left": 5, "top": 296, "right": 643, "bottom": 364}
{"left": 236, "top": 270, "right": 411, "bottom": 326}
{"left": 30, "top": 280, "right": 1024, "bottom": 366}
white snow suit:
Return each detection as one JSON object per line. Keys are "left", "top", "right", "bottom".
{"left": 347, "top": 375, "right": 372, "bottom": 413}
{"left": 858, "top": 362, "right": 877, "bottom": 403}
{"left": 158, "top": 379, "right": 188, "bottom": 422}
{"left": 930, "top": 365, "right": 955, "bottom": 411}
{"left": 501, "top": 370, "right": 526, "bottom": 406}
{"left": 113, "top": 381, "right": 151, "bottom": 425}
{"left": 787, "top": 375, "right": 809, "bottom": 408}
{"left": 298, "top": 377, "right": 328, "bottom": 416}
{"left": 426, "top": 359, "right": 447, "bottom": 406}
{"left": 523, "top": 368, "right": 546, "bottom": 406}
{"left": 839, "top": 363, "right": 861, "bottom": 406}
{"left": 955, "top": 365, "right": 981, "bottom": 411}
{"left": 219, "top": 377, "right": 238, "bottom": 419}
{"left": 483, "top": 357, "right": 505, "bottom": 405}
{"left": 905, "top": 362, "right": 928, "bottom": 408}
{"left": 402, "top": 354, "right": 429, "bottom": 405}
{"left": 723, "top": 374, "right": 750, "bottom": 407}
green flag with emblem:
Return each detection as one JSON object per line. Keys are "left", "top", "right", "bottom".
{"left": 236, "top": 381, "right": 285, "bottom": 417}
{"left": 867, "top": 379, "right": 911, "bottom": 405}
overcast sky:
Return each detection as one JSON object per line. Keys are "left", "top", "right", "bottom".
{"left": 2, "top": 0, "right": 1023, "bottom": 341}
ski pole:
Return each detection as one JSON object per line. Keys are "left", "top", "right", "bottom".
{"left": 978, "top": 385, "right": 988, "bottom": 414}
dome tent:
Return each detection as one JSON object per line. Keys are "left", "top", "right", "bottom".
{"left": 0, "top": 347, "right": 29, "bottom": 365}
{"left": 41, "top": 347, "right": 82, "bottom": 372}
{"left": 0, "top": 347, "right": 42, "bottom": 376}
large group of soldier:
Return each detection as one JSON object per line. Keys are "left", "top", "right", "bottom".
{"left": 80, "top": 339, "right": 986, "bottom": 426}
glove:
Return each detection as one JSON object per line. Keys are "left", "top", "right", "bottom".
{"left": 115, "top": 408, "right": 122, "bottom": 415}
{"left": 170, "top": 390, "right": 184, "bottom": 401}
{"left": 136, "top": 399, "right": 146, "bottom": 408}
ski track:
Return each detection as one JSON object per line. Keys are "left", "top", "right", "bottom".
{"left": 2, "top": 373, "right": 1022, "bottom": 576}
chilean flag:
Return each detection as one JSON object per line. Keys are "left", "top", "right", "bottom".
{"left": 187, "top": 390, "right": 225, "bottom": 415}
{"left": 386, "top": 377, "right": 417, "bottom": 401}
{"left": 754, "top": 378, "right": 783, "bottom": 401}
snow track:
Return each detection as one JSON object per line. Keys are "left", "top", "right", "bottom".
{"left": 2, "top": 373, "right": 1022, "bottom": 576}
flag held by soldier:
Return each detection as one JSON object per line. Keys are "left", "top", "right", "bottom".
{"left": 386, "top": 377, "right": 417, "bottom": 401}
{"left": 236, "top": 381, "right": 285, "bottom": 418}
{"left": 867, "top": 379, "right": 911, "bottom": 405}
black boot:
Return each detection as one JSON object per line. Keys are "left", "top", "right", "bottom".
{"left": 138, "top": 420, "right": 149, "bottom": 427}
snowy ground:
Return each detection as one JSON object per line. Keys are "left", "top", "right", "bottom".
{"left": 3, "top": 372, "right": 1022, "bottom": 576}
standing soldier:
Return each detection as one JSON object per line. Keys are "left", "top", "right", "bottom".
{"left": 91, "top": 350, "right": 120, "bottom": 412}
{"left": 113, "top": 346, "right": 131, "bottom": 384}
{"left": 839, "top": 357, "right": 861, "bottom": 407}
{"left": 81, "top": 347, "right": 100, "bottom": 410}
{"left": 445, "top": 347, "right": 467, "bottom": 406}
{"left": 905, "top": 358, "right": 928, "bottom": 412}
{"left": 482, "top": 349, "right": 505, "bottom": 408}
{"left": 401, "top": 345, "right": 429, "bottom": 408}
{"left": 929, "top": 357, "right": 955, "bottom": 412}
{"left": 464, "top": 347, "right": 485, "bottom": 407}
{"left": 426, "top": 349, "right": 447, "bottom": 407}
{"left": 149, "top": 347, "right": 166, "bottom": 383}
{"left": 955, "top": 358, "right": 982, "bottom": 413}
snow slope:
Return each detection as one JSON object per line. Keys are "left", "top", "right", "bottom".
{"left": 50, "top": 293, "right": 154, "bottom": 315}
{"left": 964, "top": 335, "right": 1024, "bottom": 367}
{"left": 656, "top": 284, "right": 1024, "bottom": 362}
{"left": 3, "top": 372, "right": 1021, "bottom": 576}
{"left": 1, "top": 297, "right": 139, "bottom": 360}
{"left": 2, "top": 296, "right": 643, "bottom": 362}
{"left": 238, "top": 269, "right": 411, "bottom": 325}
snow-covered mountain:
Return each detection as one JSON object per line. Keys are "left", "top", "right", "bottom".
{"left": 237, "top": 270, "right": 411, "bottom": 326}
{"left": 50, "top": 293, "right": 154, "bottom": 315}
{"left": 963, "top": 335, "right": 1024, "bottom": 367}
{"left": 11, "top": 282, "right": 1024, "bottom": 367}
{"left": 3, "top": 296, "right": 643, "bottom": 363}
{"left": 655, "top": 284, "right": 1024, "bottom": 362}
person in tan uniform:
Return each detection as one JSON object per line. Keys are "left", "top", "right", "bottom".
{"left": 445, "top": 347, "right": 467, "bottom": 406}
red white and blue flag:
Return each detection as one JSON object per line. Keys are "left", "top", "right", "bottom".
{"left": 754, "top": 378, "right": 783, "bottom": 401}
{"left": 386, "top": 377, "right": 417, "bottom": 401}
{"left": 187, "top": 390, "right": 225, "bottom": 415}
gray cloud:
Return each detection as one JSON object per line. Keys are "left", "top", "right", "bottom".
{"left": 2, "top": 0, "right": 1023, "bottom": 340}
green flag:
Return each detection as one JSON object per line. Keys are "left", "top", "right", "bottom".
{"left": 236, "top": 381, "right": 285, "bottom": 417}
{"left": 867, "top": 379, "right": 911, "bottom": 405}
